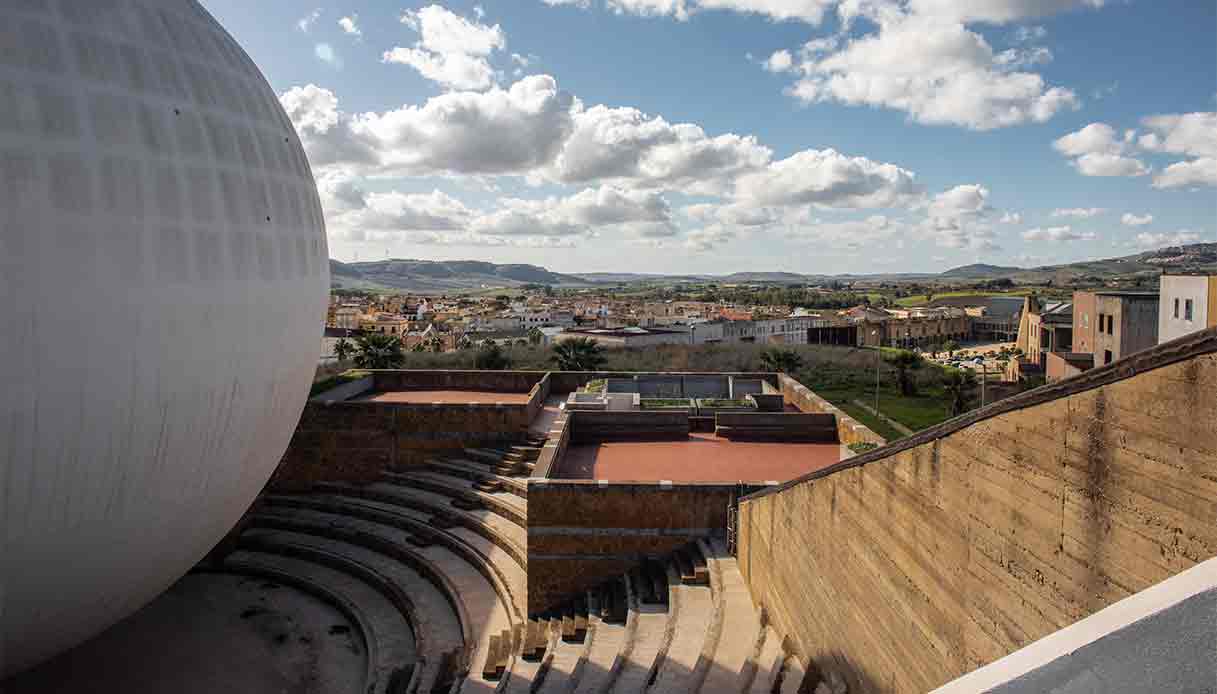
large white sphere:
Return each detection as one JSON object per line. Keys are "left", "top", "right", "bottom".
{"left": 0, "top": 0, "right": 328, "bottom": 676}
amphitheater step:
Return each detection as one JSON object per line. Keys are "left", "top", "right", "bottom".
{"left": 649, "top": 561, "right": 715, "bottom": 694}
{"left": 749, "top": 627, "right": 787, "bottom": 694}
{"left": 233, "top": 529, "right": 466, "bottom": 693}
{"left": 221, "top": 550, "right": 416, "bottom": 694}
{"left": 778, "top": 654, "right": 810, "bottom": 694}
{"left": 608, "top": 571, "right": 669, "bottom": 694}
{"left": 260, "top": 494, "right": 527, "bottom": 620}
{"left": 536, "top": 615, "right": 594, "bottom": 694}
{"left": 315, "top": 482, "right": 526, "bottom": 568}
{"left": 698, "top": 538, "right": 764, "bottom": 693}
{"left": 382, "top": 470, "right": 527, "bottom": 527}
{"left": 426, "top": 458, "right": 529, "bottom": 498}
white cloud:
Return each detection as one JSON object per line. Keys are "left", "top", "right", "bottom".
{"left": 314, "top": 43, "right": 341, "bottom": 68}
{"left": 906, "top": 0, "right": 1105, "bottom": 24}
{"left": 1139, "top": 113, "right": 1217, "bottom": 189}
{"left": 386, "top": 5, "right": 507, "bottom": 90}
{"left": 338, "top": 15, "right": 361, "bottom": 37}
{"left": 734, "top": 148, "right": 920, "bottom": 209}
{"left": 548, "top": 105, "right": 772, "bottom": 194}
{"left": 999, "top": 211, "right": 1022, "bottom": 224}
{"left": 685, "top": 226, "right": 736, "bottom": 251}
{"left": 1022, "top": 225, "right": 1096, "bottom": 241}
{"left": 601, "top": 0, "right": 836, "bottom": 23}
{"left": 297, "top": 8, "right": 322, "bottom": 32}
{"left": 1121, "top": 212, "right": 1153, "bottom": 227}
{"left": 1152, "top": 158, "right": 1217, "bottom": 189}
{"left": 1051, "top": 207, "right": 1103, "bottom": 218}
{"left": 1133, "top": 230, "right": 1204, "bottom": 249}
{"left": 474, "top": 5, "right": 486, "bottom": 18}
{"left": 1053, "top": 122, "right": 1149, "bottom": 177}
{"left": 764, "top": 49, "right": 794, "bottom": 72}
{"left": 542, "top": 0, "right": 592, "bottom": 7}
{"left": 1012, "top": 24, "right": 1047, "bottom": 42}
{"left": 784, "top": 11, "right": 1078, "bottom": 130}
{"left": 283, "top": 76, "right": 575, "bottom": 176}
{"left": 920, "top": 184, "right": 998, "bottom": 248}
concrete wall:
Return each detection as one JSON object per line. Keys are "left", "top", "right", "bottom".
{"left": 545, "top": 371, "right": 780, "bottom": 395}
{"left": 568, "top": 410, "right": 689, "bottom": 442}
{"left": 778, "top": 373, "right": 886, "bottom": 447}
{"left": 369, "top": 369, "right": 546, "bottom": 393}
{"left": 527, "top": 481, "right": 759, "bottom": 614}
{"left": 738, "top": 328, "right": 1217, "bottom": 693}
{"left": 934, "top": 557, "right": 1216, "bottom": 694}
{"left": 1159, "top": 275, "right": 1214, "bottom": 343}
{"left": 533, "top": 410, "right": 571, "bottom": 479}
{"left": 1097, "top": 295, "right": 1158, "bottom": 362}
{"left": 715, "top": 412, "right": 838, "bottom": 442}
{"left": 1072, "top": 291, "right": 1097, "bottom": 356}
{"left": 274, "top": 399, "right": 533, "bottom": 488}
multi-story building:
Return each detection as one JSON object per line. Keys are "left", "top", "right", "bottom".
{"left": 1073, "top": 291, "right": 1159, "bottom": 366}
{"left": 1159, "top": 274, "right": 1217, "bottom": 343}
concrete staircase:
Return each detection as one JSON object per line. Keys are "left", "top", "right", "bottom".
{"left": 210, "top": 440, "right": 808, "bottom": 694}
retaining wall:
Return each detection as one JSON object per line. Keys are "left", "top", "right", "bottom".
{"left": 778, "top": 373, "right": 886, "bottom": 447}
{"left": 568, "top": 410, "right": 689, "bottom": 442}
{"left": 715, "top": 412, "right": 838, "bottom": 442}
{"left": 527, "top": 480, "right": 762, "bottom": 614}
{"left": 738, "top": 329, "right": 1217, "bottom": 693}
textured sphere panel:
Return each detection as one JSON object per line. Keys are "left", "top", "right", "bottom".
{"left": 0, "top": 0, "right": 328, "bottom": 676}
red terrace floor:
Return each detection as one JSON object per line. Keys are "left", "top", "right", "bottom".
{"left": 352, "top": 390, "right": 532, "bottom": 404}
{"left": 556, "top": 433, "right": 842, "bottom": 483}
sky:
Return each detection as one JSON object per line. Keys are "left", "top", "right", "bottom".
{"left": 200, "top": 0, "right": 1217, "bottom": 275}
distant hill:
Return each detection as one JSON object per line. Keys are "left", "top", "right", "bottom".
{"left": 329, "top": 259, "right": 591, "bottom": 292}
{"left": 328, "top": 243, "right": 1216, "bottom": 293}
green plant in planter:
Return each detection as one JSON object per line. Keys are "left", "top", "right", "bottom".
{"left": 848, "top": 441, "right": 879, "bottom": 453}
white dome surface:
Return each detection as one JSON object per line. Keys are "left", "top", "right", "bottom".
{"left": 0, "top": 0, "right": 328, "bottom": 676}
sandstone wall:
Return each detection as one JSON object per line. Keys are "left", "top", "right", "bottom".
{"left": 778, "top": 373, "right": 886, "bottom": 447}
{"left": 273, "top": 400, "right": 532, "bottom": 488}
{"left": 528, "top": 481, "right": 759, "bottom": 614}
{"left": 739, "top": 330, "right": 1217, "bottom": 693}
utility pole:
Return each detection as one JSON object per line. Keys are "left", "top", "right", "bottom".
{"left": 980, "top": 362, "right": 987, "bottom": 407}
{"left": 872, "top": 329, "right": 881, "bottom": 415}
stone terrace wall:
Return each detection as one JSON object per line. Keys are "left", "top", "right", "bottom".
{"left": 369, "top": 369, "right": 546, "bottom": 393}
{"left": 569, "top": 410, "right": 689, "bottom": 442}
{"left": 778, "top": 373, "right": 885, "bottom": 447}
{"left": 738, "top": 329, "right": 1217, "bottom": 693}
{"left": 273, "top": 400, "right": 532, "bottom": 489}
{"left": 527, "top": 481, "right": 762, "bottom": 614}
{"left": 547, "top": 371, "right": 780, "bottom": 394}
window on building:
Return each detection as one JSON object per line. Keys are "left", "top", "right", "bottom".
{"left": 1174, "top": 298, "right": 1180, "bottom": 319}
{"left": 1097, "top": 313, "right": 1104, "bottom": 332}
{"left": 1185, "top": 299, "right": 1194, "bottom": 321}
{"left": 1104, "top": 350, "right": 1113, "bottom": 365}
{"left": 1107, "top": 315, "right": 1114, "bottom": 335}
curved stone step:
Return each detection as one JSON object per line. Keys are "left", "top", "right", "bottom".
{"left": 425, "top": 459, "right": 529, "bottom": 499}
{"left": 234, "top": 530, "right": 466, "bottom": 693}
{"left": 572, "top": 587, "right": 630, "bottom": 694}
{"left": 318, "top": 481, "right": 526, "bottom": 567}
{"left": 748, "top": 627, "right": 787, "bottom": 694}
{"left": 608, "top": 571, "right": 669, "bottom": 694}
{"left": 382, "top": 470, "right": 527, "bottom": 527}
{"left": 535, "top": 615, "right": 594, "bottom": 694}
{"left": 259, "top": 495, "right": 527, "bottom": 621}
{"left": 648, "top": 563, "right": 715, "bottom": 694}
{"left": 218, "top": 551, "right": 415, "bottom": 694}
{"left": 698, "top": 538, "right": 763, "bottom": 693}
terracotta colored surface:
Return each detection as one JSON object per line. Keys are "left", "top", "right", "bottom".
{"left": 353, "top": 390, "right": 531, "bottom": 404}
{"left": 556, "top": 433, "right": 841, "bottom": 482}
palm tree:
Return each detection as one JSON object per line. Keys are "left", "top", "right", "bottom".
{"left": 551, "top": 337, "right": 607, "bottom": 371}
{"left": 426, "top": 335, "right": 444, "bottom": 353}
{"left": 942, "top": 369, "right": 975, "bottom": 416}
{"left": 886, "top": 349, "right": 923, "bottom": 396}
{"left": 354, "top": 333, "right": 405, "bottom": 369}
{"left": 943, "top": 340, "right": 960, "bottom": 358}
{"left": 759, "top": 347, "right": 804, "bottom": 374}
{"left": 527, "top": 327, "right": 544, "bottom": 346}
{"left": 332, "top": 336, "right": 355, "bottom": 362}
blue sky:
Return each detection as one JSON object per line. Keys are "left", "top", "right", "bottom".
{"left": 202, "top": 0, "right": 1216, "bottom": 275}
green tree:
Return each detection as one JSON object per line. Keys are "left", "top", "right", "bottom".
{"left": 332, "top": 337, "right": 355, "bottom": 362}
{"left": 886, "top": 350, "right": 923, "bottom": 396}
{"left": 551, "top": 337, "right": 607, "bottom": 371}
{"left": 426, "top": 335, "right": 444, "bottom": 353}
{"left": 759, "top": 347, "right": 804, "bottom": 374}
{"left": 474, "top": 342, "right": 511, "bottom": 370}
{"left": 942, "top": 339, "right": 960, "bottom": 358}
{"left": 527, "top": 327, "right": 544, "bottom": 345}
{"left": 410, "top": 341, "right": 426, "bottom": 353}
{"left": 457, "top": 335, "right": 474, "bottom": 349}
{"left": 353, "top": 333, "right": 405, "bottom": 369}
{"left": 942, "top": 369, "right": 976, "bottom": 416}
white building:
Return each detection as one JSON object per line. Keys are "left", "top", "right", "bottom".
{"left": 1159, "top": 274, "right": 1217, "bottom": 344}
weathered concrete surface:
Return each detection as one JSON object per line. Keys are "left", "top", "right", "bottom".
{"left": 778, "top": 373, "right": 886, "bottom": 447}
{"left": 934, "top": 557, "right": 1217, "bottom": 694}
{"left": 739, "top": 331, "right": 1217, "bottom": 693}
{"left": 568, "top": 410, "right": 689, "bottom": 442}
